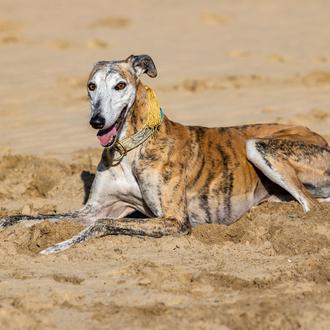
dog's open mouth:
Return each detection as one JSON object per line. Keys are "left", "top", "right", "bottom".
{"left": 97, "top": 106, "right": 127, "bottom": 148}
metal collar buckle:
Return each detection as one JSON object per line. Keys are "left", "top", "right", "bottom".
{"left": 112, "top": 141, "right": 128, "bottom": 165}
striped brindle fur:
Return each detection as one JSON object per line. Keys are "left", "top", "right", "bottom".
{"left": 1, "top": 55, "right": 329, "bottom": 254}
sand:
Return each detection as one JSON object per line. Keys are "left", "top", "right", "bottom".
{"left": 0, "top": 0, "right": 329, "bottom": 329}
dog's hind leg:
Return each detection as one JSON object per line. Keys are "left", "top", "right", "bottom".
{"left": 246, "top": 138, "right": 330, "bottom": 212}
{"left": 40, "top": 217, "right": 191, "bottom": 255}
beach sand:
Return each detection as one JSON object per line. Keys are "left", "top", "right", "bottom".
{"left": 0, "top": 0, "right": 329, "bottom": 329}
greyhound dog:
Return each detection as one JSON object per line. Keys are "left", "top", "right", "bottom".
{"left": 1, "top": 55, "right": 329, "bottom": 254}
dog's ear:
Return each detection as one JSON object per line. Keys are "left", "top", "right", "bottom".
{"left": 126, "top": 54, "right": 157, "bottom": 78}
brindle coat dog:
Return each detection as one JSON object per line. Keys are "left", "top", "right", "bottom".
{"left": 1, "top": 55, "right": 329, "bottom": 254}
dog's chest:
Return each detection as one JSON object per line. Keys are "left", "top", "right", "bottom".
{"left": 90, "top": 158, "right": 148, "bottom": 218}
{"left": 108, "top": 159, "right": 142, "bottom": 202}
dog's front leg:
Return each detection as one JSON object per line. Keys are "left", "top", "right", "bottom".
{"left": 0, "top": 211, "right": 83, "bottom": 229}
{"left": 40, "top": 217, "right": 191, "bottom": 254}
{"left": 0, "top": 204, "right": 103, "bottom": 229}
{"left": 0, "top": 166, "right": 121, "bottom": 228}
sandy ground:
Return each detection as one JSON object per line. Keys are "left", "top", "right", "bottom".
{"left": 0, "top": 0, "right": 330, "bottom": 329}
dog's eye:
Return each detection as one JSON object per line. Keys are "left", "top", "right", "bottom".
{"left": 88, "top": 82, "right": 97, "bottom": 91}
{"left": 114, "top": 82, "right": 127, "bottom": 91}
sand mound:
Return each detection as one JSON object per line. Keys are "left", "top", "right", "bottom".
{"left": 0, "top": 220, "right": 83, "bottom": 254}
{"left": 0, "top": 150, "right": 99, "bottom": 215}
{"left": 193, "top": 202, "right": 330, "bottom": 255}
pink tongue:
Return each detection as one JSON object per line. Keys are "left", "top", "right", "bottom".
{"left": 97, "top": 126, "right": 117, "bottom": 146}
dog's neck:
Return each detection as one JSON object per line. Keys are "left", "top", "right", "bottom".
{"left": 122, "top": 82, "right": 151, "bottom": 138}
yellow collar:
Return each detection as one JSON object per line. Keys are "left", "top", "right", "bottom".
{"left": 144, "top": 85, "right": 163, "bottom": 128}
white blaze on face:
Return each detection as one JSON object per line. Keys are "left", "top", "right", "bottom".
{"left": 89, "top": 67, "right": 136, "bottom": 130}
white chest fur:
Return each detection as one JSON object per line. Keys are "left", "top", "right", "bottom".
{"left": 85, "top": 154, "right": 149, "bottom": 219}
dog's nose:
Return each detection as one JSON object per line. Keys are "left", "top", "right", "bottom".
{"left": 90, "top": 114, "right": 105, "bottom": 129}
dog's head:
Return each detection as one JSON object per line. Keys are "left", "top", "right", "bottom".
{"left": 87, "top": 55, "right": 157, "bottom": 147}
